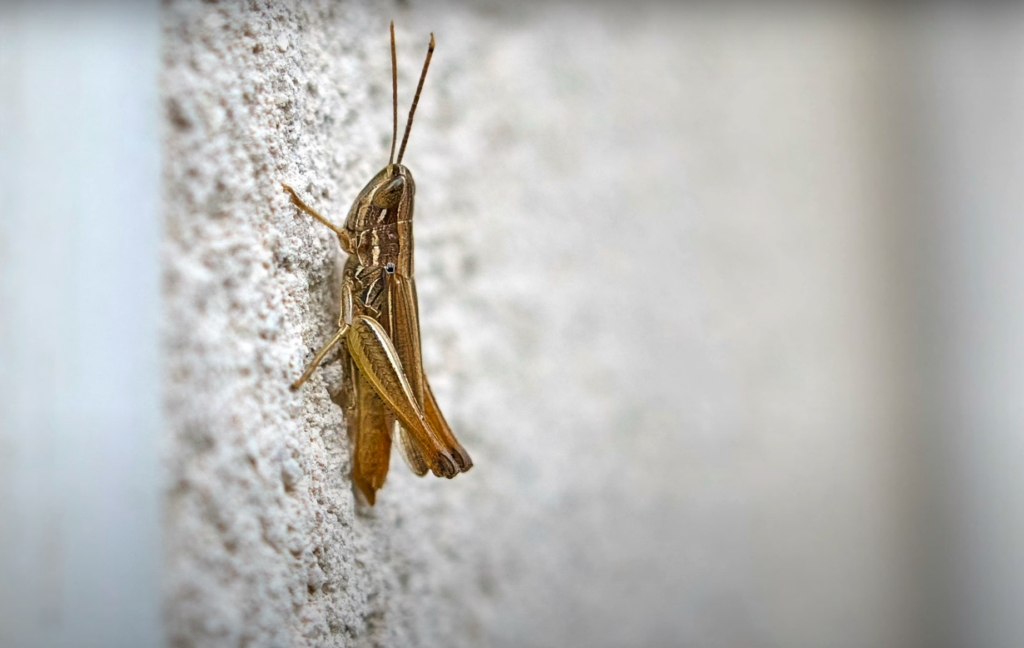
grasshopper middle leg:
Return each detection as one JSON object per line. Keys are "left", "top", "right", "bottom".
{"left": 291, "top": 281, "right": 354, "bottom": 391}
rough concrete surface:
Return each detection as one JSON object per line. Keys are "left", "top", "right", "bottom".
{"left": 164, "top": 3, "right": 916, "bottom": 647}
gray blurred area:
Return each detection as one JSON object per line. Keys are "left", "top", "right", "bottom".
{"left": 0, "top": 2, "right": 162, "bottom": 648}
{"left": 3, "top": 2, "right": 1024, "bottom": 648}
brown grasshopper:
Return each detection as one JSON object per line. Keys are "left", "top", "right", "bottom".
{"left": 283, "top": 23, "right": 471, "bottom": 504}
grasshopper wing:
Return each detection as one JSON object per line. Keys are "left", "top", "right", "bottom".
{"left": 424, "top": 379, "right": 472, "bottom": 472}
{"left": 386, "top": 272, "right": 472, "bottom": 474}
{"left": 349, "top": 366, "right": 392, "bottom": 505}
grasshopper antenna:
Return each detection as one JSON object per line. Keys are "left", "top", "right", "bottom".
{"left": 388, "top": 22, "right": 398, "bottom": 166}
{"left": 396, "top": 32, "right": 434, "bottom": 164}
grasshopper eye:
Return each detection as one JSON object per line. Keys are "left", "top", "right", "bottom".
{"left": 372, "top": 176, "right": 405, "bottom": 209}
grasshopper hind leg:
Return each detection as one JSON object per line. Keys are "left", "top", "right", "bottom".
{"left": 345, "top": 315, "right": 458, "bottom": 478}
{"left": 391, "top": 420, "right": 431, "bottom": 477}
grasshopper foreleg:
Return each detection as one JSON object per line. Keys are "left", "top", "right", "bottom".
{"left": 282, "top": 183, "right": 347, "bottom": 238}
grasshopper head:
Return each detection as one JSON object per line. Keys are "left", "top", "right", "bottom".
{"left": 344, "top": 27, "right": 430, "bottom": 236}
{"left": 344, "top": 164, "right": 416, "bottom": 234}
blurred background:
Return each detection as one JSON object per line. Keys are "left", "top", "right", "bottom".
{"left": 3, "top": 2, "right": 1024, "bottom": 648}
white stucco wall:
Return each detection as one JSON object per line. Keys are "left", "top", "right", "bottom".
{"left": 162, "top": 3, "right": 916, "bottom": 647}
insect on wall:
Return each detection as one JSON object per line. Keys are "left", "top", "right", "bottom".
{"left": 282, "top": 22, "right": 472, "bottom": 505}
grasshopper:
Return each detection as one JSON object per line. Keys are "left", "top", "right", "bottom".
{"left": 283, "top": 24, "right": 471, "bottom": 504}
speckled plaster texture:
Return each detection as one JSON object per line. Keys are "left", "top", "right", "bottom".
{"left": 164, "top": 3, "right": 918, "bottom": 648}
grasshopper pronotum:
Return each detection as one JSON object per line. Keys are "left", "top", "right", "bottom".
{"left": 283, "top": 23, "right": 472, "bottom": 504}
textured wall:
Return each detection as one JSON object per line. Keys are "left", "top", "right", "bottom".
{"left": 163, "top": 3, "right": 916, "bottom": 647}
